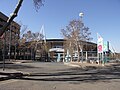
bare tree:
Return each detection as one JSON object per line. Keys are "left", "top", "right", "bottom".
{"left": 61, "top": 19, "right": 92, "bottom": 62}
{"left": 20, "top": 30, "right": 46, "bottom": 60}
{"left": 19, "top": 24, "right": 28, "bottom": 45}
{"left": 0, "top": 0, "right": 44, "bottom": 37}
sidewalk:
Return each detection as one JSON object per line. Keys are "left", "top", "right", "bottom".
{"left": 64, "top": 61, "right": 117, "bottom": 68}
{"left": 0, "top": 59, "right": 33, "bottom": 64}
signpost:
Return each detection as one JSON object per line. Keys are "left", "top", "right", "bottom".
{"left": 97, "top": 33, "right": 109, "bottom": 65}
{"left": 103, "top": 41, "right": 109, "bottom": 63}
{"left": 97, "top": 33, "right": 103, "bottom": 53}
{"left": 97, "top": 33, "right": 103, "bottom": 64}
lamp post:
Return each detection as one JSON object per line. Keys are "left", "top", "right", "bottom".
{"left": 79, "top": 12, "right": 84, "bottom": 63}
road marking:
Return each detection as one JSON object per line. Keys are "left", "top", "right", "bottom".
{"left": 0, "top": 79, "right": 19, "bottom": 85}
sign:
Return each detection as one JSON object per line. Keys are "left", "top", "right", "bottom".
{"left": 97, "top": 33, "right": 103, "bottom": 53}
{"left": 103, "top": 41, "right": 109, "bottom": 52}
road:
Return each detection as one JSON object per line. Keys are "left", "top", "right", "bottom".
{"left": 0, "top": 62, "right": 120, "bottom": 90}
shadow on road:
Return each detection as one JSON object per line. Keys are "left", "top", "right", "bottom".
{"left": 20, "top": 63, "right": 120, "bottom": 83}
{"left": 0, "top": 63, "right": 37, "bottom": 69}
{"left": 0, "top": 63, "right": 120, "bottom": 84}
{"left": 0, "top": 63, "right": 38, "bottom": 81}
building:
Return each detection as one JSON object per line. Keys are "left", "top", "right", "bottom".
{"left": 0, "top": 12, "right": 97, "bottom": 61}
{"left": 0, "top": 12, "right": 21, "bottom": 60}
{"left": 46, "top": 39, "right": 97, "bottom": 62}
{"left": 46, "top": 39, "right": 65, "bottom": 62}
{"left": 16, "top": 38, "right": 97, "bottom": 62}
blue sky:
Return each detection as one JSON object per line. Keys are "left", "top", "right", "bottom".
{"left": 0, "top": 0, "right": 120, "bottom": 52}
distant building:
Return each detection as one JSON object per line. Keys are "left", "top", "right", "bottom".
{"left": 16, "top": 38, "right": 97, "bottom": 62}
{"left": 0, "top": 12, "right": 97, "bottom": 61}
{"left": 46, "top": 39, "right": 97, "bottom": 62}
{"left": 0, "top": 12, "right": 21, "bottom": 59}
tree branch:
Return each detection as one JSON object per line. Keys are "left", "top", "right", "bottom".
{"left": 0, "top": 0, "right": 23, "bottom": 37}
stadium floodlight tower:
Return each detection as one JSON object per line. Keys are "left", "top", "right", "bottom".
{"left": 79, "top": 12, "right": 84, "bottom": 20}
{"left": 79, "top": 12, "right": 84, "bottom": 63}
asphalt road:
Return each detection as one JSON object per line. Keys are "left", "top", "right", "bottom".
{"left": 0, "top": 62, "right": 120, "bottom": 90}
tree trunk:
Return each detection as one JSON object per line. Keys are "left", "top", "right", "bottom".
{"left": 2, "top": 31, "right": 6, "bottom": 71}
{"left": 0, "top": 0, "right": 23, "bottom": 36}
{"left": 14, "top": 45, "right": 16, "bottom": 60}
{"left": 77, "top": 49, "right": 80, "bottom": 62}
{"left": 78, "top": 44, "right": 83, "bottom": 62}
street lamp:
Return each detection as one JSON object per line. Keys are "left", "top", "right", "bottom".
{"left": 79, "top": 12, "right": 84, "bottom": 63}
